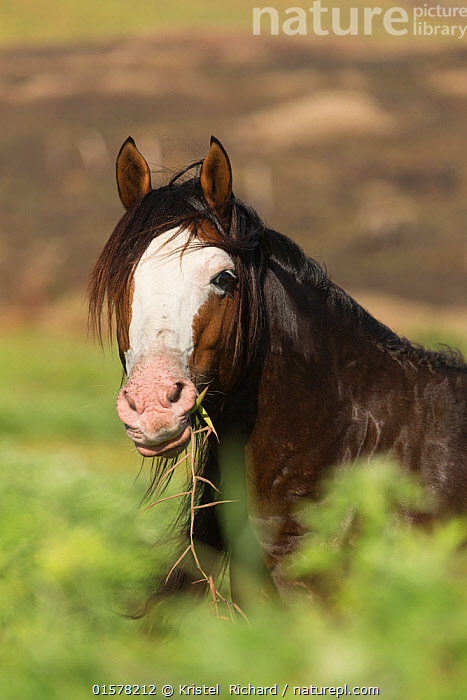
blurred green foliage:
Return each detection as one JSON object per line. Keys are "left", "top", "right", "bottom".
{"left": 1, "top": 445, "right": 466, "bottom": 699}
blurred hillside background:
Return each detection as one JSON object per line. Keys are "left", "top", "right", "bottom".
{"left": 0, "top": 2, "right": 466, "bottom": 698}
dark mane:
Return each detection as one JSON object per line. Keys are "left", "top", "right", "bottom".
{"left": 263, "top": 231, "right": 465, "bottom": 372}
{"left": 88, "top": 162, "right": 465, "bottom": 374}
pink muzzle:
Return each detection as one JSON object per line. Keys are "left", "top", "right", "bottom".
{"left": 116, "top": 356, "right": 196, "bottom": 457}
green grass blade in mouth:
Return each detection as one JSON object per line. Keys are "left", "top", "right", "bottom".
{"left": 189, "top": 386, "right": 209, "bottom": 414}
{"left": 196, "top": 403, "right": 218, "bottom": 440}
{"left": 189, "top": 386, "right": 219, "bottom": 440}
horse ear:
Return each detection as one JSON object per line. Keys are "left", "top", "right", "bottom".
{"left": 116, "top": 136, "right": 151, "bottom": 210}
{"left": 200, "top": 136, "right": 232, "bottom": 209}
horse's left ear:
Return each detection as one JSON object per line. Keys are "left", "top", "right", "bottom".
{"left": 200, "top": 136, "right": 233, "bottom": 210}
{"left": 116, "top": 136, "right": 152, "bottom": 210}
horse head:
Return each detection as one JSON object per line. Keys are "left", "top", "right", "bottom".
{"left": 91, "top": 136, "right": 253, "bottom": 458}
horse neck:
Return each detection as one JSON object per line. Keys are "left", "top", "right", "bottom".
{"left": 256, "top": 264, "right": 446, "bottom": 468}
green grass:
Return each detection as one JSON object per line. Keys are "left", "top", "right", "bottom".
{"left": 0, "top": 328, "right": 136, "bottom": 474}
{"left": 0, "top": 0, "right": 252, "bottom": 45}
{"left": 0, "top": 329, "right": 123, "bottom": 443}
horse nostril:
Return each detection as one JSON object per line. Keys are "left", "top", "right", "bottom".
{"left": 125, "top": 392, "right": 137, "bottom": 412}
{"left": 167, "top": 382, "right": 184, "bottom": 404}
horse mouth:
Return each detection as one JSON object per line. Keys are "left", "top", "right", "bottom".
{"left": 132, "top": 425, "right": 192, "bottom": 458}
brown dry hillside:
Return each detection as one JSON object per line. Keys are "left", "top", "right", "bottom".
{"left": 0, "top": 31, "right": 465, "bottom": 315}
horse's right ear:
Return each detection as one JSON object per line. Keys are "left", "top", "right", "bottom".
{"left": 116, "top": 136, "right": 152, "bottom": 210}
{"left": 200, "top": 136, "right": 232, "bottom": 210}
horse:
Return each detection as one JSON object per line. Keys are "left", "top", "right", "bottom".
{"left": 88, "top": 135, "right": 467, "bottom": 604}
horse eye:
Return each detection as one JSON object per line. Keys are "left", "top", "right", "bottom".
{"left": 211, "top": 270, "right": 236, "bottom": 294}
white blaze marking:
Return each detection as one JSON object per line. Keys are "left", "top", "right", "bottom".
{"left": 126, "top": 227, "right": 234, "bottom": 374}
